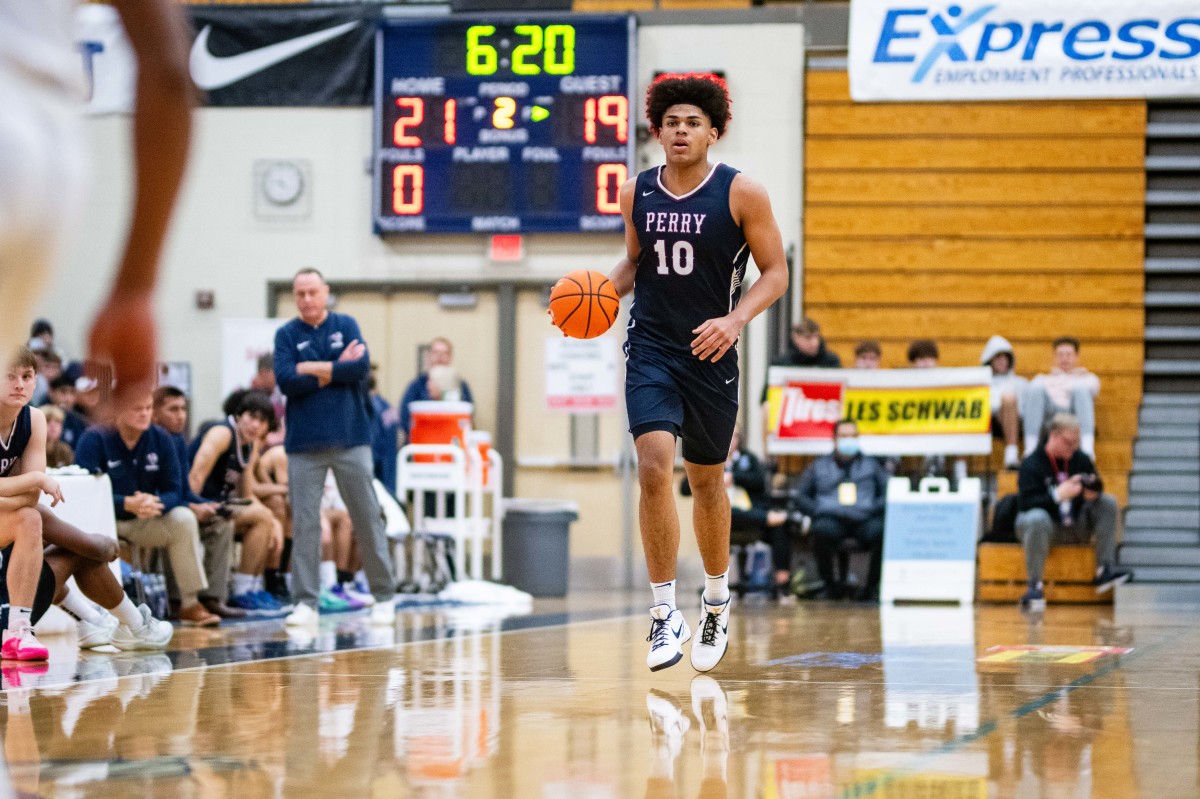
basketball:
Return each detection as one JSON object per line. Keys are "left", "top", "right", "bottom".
{"left": 548, "top": 269, "right": 620, "bottom": 339}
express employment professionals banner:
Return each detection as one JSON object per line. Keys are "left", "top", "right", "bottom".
{"left": 849, "top": 0, "right": 1200, "bottom": 100}
{"left": 764, "top": 367, "right": 993, "bottom": 456}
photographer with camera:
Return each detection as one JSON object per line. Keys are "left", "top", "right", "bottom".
{"left": 189, "top": 391, "right": 286, "bottom": 616}
{"left": 1015, "top": 413, "right": 1131, "bottom": 612}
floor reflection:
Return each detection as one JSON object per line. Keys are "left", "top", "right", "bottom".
{"left": 0, "top": 596, "right": 1194, "bottom": 797}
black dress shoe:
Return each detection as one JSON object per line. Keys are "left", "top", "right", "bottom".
{"left": 201, "top": 597, "right": 248, "bottom": 619}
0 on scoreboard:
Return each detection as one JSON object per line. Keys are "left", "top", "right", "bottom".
{"left": 373, "top": 15, "right": 636, "bottom": 235}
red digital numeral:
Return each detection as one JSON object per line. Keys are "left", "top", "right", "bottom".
{"left": 596, "top": 163, "right": 625, "bottom": 214}
{"left": 584, "top": 95, "right": 629, "bottom": 144}
{"left": 392, "top": 165, "right": 424, "bottom": 215}
{"left": 393, "top": 97, "right": 424, "bottom": 146}
{"left": 444, "top": 99, "right": 457, "bottom": 145}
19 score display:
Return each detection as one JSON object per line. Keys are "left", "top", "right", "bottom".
{"left": 374, "top": 16, "right": 635, "bottom": 234}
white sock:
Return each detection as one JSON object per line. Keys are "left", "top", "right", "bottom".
{"left": 254, "top": 574, "right": 265, "bottom": 592}
{"left": 233, "top": 572, "right": 257, "bottom": 597}
{"left": 704, "top": 571, "right": 730, "bottom": 606}
{"left": 1081, "top": 434, "right": 1095, "bottom": 458}
{"left": 355, "top": 569, "right": 367, "bottom": 586}
{"left": 111, "top": 596, "right": 144, "bottom": 629}
{"left": 1024, "top": 437, "right": 1038, "bottom": 458}
{"left": 60, "top": 587, "right": 105, "bottom": 624}
{"left": 1004, "top": 444, "right": 1019, "bottom": 465}
{"left": 651, "top": 580, "right": 676, "bottom": 611}
{"left": 320, "top": 561, "right": 337, "bottom": 591}
{"left": 6, "top": 606, "right": 32, "bottom": 639}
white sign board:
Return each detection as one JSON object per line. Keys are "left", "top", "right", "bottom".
{"left": 881, "top": 476, "right": 981, "bottom": 605}
{"left": 544, "top": 336, "right": 618, "bottom": 412}
{"left": 221, "top": 318, "right": 285, "bottom": 402}
{"left": 849, "top": 0, "right": 1200, "bottom": 100}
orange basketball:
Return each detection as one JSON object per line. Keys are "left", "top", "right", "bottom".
{"left": 548, "top": 269, "right": 620, "bottom": 339}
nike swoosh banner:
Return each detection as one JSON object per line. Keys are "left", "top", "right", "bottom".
{"left": 849, "top": 0, "right": 1200, "bottom": 100}
{"left": 188, "top": 6, "right": 378, "bottom": 106}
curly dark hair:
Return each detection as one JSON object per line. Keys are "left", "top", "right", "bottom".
{"left": 645, "top": 73, "right": 732, "bottom": 137}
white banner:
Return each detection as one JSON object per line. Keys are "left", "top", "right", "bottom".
{"left": 74, "top": 4, "right": 136, "bottom": 115}
{"left": 221, "top": 318, "right": 285, "bottom": 402}
{"left": 544, "top": 336, "right": 618, "bottom": 412}
{"left": 849, "top": 0, "right": 1200, "bottom": 100}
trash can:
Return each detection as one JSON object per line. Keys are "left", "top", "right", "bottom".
{"left": 501, "top": 499, "right": 579, "bottom": 597}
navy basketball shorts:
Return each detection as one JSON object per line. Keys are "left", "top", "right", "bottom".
{"left": 625, "top": 343, "right": 739, "bottom": 466}
{"left": 0, "top": 545, "right": 57, "bottom": 631}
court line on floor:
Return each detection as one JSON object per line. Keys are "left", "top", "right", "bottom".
{"left": 835, "top": 628, "right": 1186, "bottom": 799}
{"left": 11, "top": 605, "right": 646, "bottom": 692}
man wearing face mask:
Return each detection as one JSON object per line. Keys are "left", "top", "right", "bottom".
{"left": 790, "top": 419, "right": 889, "bottom": 600}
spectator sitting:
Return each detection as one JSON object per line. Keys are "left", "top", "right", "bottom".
{"left": 1015, "top": 413, "right": 1130, "bottom": 611}
{"left": 907, "top": 339, "right": 939, "bottom": 368}
{"left": 1024, "top": 337, "right": 1099, "bottom": 458}
{"left": 368, "top": 370, "right": 400, "bottom": 495}
{"left": 790, "top": 419, "right": 889, "bottom": 600}
{"left": 49, "top": 376, "right": 88, "bottom": 449}
{"left": 854, "top": 340, "right": 882, "bottom": 369}
{"left": 75, "top": 392, "right": 220, "bottom": 628}
{"left": 981, "top": 335, "right": 1028, "bottom": 469}
{"left": 72, "top": 376, "right": 102, "bottom": 424}
{"left": 253, "top": 443, "right": 292, "bottom": 603}
{"left": 189, "top": 390, "right": 285, "bottom": 615}
{"left": 39, "top": 405, "right": 74, "bottom": 468}
{"left": 28, "top": 318, "right": 65, "bottom": 362}
{"left": 250, "top": 351, "right": 287, "bottom": 447}
{"left": 399, "top": 337, "right": 474, "bottom": 438}
{"left": 30, "top": 348, "right": 61, "bottom": 407}
{"left": 775, "top": 318, "right": 841, "bottom": 369}
{"left": 681, "top": 425, "right": 794, "bottom": 601}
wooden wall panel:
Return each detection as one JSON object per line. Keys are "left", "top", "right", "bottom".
{"left": 806, "top": 172, "right": 1146, "bottom": 206}
{"left": 802, "top": 71, "right": 1147, "bottom": 497}
{"left": 807, "top": 138, "right": 1145, "bottom": 170}
{"left": 807, "top": 272, "right": 1144, "bottom": 307}
{"left": 805, "top": 206, "right": 1143, "bottom": 238}
{"left": 806, "top": 239, "right": 1144, "bottom": 272}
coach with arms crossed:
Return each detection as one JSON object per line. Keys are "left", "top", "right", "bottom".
{"left": 275, "top": 268, "right": 396, "bottom": 627}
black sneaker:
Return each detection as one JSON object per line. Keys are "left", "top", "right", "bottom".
{"left": 1094, "top": 567, "right": 1132, "bottom": 594}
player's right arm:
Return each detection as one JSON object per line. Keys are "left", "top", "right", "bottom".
{"left": 88, "top": 0, "right": 195, "bottom": 410}
{"left": 607, "top": 178, "right": 640, "bottom": 299}
{"left": 189, "top": 425, "right": 233, "bottom": 496}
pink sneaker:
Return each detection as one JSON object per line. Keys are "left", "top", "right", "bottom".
{"left": 1, "top": 629, "right": 49, "bottom": 662}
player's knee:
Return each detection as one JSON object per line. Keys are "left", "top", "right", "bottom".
{"left": 637, "top": 456, "right": 674, "bottom": 489}
{"left": 12, "top": 506, "right": 43, "bottom": 547}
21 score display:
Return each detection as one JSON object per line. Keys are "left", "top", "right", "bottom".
{"left": 374, "top": 16, "right": 636, "bottom": 234}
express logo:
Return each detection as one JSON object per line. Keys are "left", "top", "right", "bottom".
{"left": 776, "top": 382, "right": 843, "bottom": 441}
{"left": 872, "top": 4, "right": 1200, "bottom": 83}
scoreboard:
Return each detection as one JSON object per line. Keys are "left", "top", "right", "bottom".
{"left": 373, "top": 16, "right": 636, "bottom": 234}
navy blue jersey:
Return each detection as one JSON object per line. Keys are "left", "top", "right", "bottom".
{"left": 627, "top": 163, "right": 749, "bottom": 357}
{"left": 0, "top": 406, "right": 32, "bottom": 477}
{"left": 188, "top": 419, "right": 251, "bottom": 502}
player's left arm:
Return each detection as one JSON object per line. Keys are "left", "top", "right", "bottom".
{"left": 691, "top": 175, "right": 789, "bottom": 362}
{"left": 12, "top": 409, "right": 64, "bottom": 506}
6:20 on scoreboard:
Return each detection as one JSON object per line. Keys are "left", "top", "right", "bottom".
{"left": 373, "top": 15, "right": 636, "bottom": 234}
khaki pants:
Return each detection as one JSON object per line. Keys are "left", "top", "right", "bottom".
{"left": 199, "top": 516, "right": 235, "bottom": 603}
{"left": 117, "top": 506, "right": 208, "bottom": 600}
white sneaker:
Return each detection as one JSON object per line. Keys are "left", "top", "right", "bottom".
{"left": 646, "top": 688, "right": 690, "bottom": 755}
{"left": 76, "top": 614, "right": 119, "bottom": 649}
{"left": 285, "top": 603, "right": 319, "bottom": 627}
{"left": 369, "top": 599, "right": 396, "bottom": 626}
{"left": 111, "top": 605, "right": 174, "bottom": 651}
{"left": 691, "top": 675, "right": 730, "bottom": 750}
{"left": 646, "top": 604, "right": 691, "bottom": 672}
{"left": 690, "top": 598, "right": 730, "bottom": 673}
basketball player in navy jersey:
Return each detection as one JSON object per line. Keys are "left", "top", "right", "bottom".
{"left": 610, "top": 74, "right": 789, "bottom": 672}
{"left": 0, "top": 349, "right": 65, "bottom": 661}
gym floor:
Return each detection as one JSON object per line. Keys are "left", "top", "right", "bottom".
{"left": 1, "top": 593, "right": 1195, "bottom": 798}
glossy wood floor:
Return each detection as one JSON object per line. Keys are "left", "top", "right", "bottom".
{"left": 1, "top": 593, "right": 1197, "bottom": 798}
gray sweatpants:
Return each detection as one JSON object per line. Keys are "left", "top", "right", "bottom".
{"left": 288, "top": 445, "right": 396, "bottom": 609}
{"left": 1015, "top": 493, "right": 1119, "bottom": 586}
{"left": 1022, "top": 384, "right": 1095, "bottom": 453}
